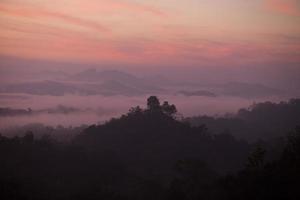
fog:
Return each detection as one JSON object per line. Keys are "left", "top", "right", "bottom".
{"left": 0, "top": 56, "right": 298, "bottom": 129}
{"left": 0, "top": 93, "right": 291, "bottom": 129}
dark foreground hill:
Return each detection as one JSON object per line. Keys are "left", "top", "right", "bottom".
{"left": 74, "top": 96, "right": 250, "bottom": 176}
{"left": 0, "top": 96, "right": 299, "bottom": 200}
{"left": 187, "top": 98, "right": 300, "bottom": 141}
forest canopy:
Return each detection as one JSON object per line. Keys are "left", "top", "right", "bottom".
{"left": 0, "top": 96, "right": 299, "bottom": 200}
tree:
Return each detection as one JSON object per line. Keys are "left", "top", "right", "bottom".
{"left": 161, "top": 101, "right": 177, "bottom": 117}
{"left": 147, "top": 96, "right": 161, "bottom": 112}
{"left": 22, "top": 131, "right": 34, "bottom": 144}
{"left": 246, "top": 145, "right": 266, "bottom": 170}
{"left": 128, "top": 106, "right": 143, "bottom": 116}
{"left": 282, "top": 126, "right": 300, "bottom": 164}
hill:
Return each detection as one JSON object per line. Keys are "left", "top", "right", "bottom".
{"left": 74, "top": 96, "right": 251, "bottom": 176}
{"left": 187, "top": 99, "right": 300, "bottom": 141}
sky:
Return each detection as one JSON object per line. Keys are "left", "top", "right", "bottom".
{"left": 0, "top": 0, "right": 299, "bottom": 67}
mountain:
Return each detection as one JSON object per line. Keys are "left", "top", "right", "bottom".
{"left": 0, "top": 69, "right": 284, "bottom": 98}
{"left": 75, "top": 97, "right": 251, "bottom": 175}
{"left": 70, "top": 69, "right": 163, "bottom": 94}
{"left": 220, "top": 82, "right": 284, "bottom": 98}
{"left": 187, "top": 98, "right": 300, "bottom": 141}
{"left": 0, "top": 78, "right": 161, "bottom": 96}
{"left": 178, "top": 90, "right": 217, "bottom": 97}
{"left": 37, "top": 70, "right": 69, "bottom": 80}
{"left": 70, "top": 69, "right": 137, "bottom": 82}
{"left": 0, "top": 80, "right": 80, "bottom": 96}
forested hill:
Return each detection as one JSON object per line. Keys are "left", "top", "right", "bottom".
{"left": 74, "top": 96, "right": 251, "bottom": 176}
{"left": 0, "top": 96, "right": 299, "bottom": 200}
{"left": 187, "top": 99, "right": 300, "bottom": 141}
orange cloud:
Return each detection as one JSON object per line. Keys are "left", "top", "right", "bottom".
{"left": 264, "top": 0, "right": 300, "bottom": 16}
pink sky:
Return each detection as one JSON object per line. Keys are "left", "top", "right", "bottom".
{"left": 0, "top": 0, "right": 299, "bottom": 68}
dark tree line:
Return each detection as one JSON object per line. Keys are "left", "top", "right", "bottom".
{"left": 187, "top": 98, "right": 300, "bottom": 141}
{"left": 0, "top": 96, "right": 299, "bottom": 200}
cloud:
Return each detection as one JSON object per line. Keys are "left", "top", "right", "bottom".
{"left": 0, "top": 3, "right": 110, "bottom": 32}
{"left": 0, "top": 105, "right": 96, "bottom": 117}
{"left": 74, "top": 0, "right": 167, "bottom": 17}
{"left": 0, "top": 105, "right": 119, "bottom": 118}
{"left": 0, "top": 1, "right": 298, "bottom": 67}
{"left": 264, "top": 0, "right": 300, "bottom": 16}
{"left": 0, "top": 0, "right": 168, "bottom": 63}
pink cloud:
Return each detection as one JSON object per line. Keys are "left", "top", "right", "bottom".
{"left": 1, "top": 24, "right": 299, "bottom": 67}
{"left": 0, "top": 4, "right": 110, "bottom": 32}
{"left": 0, "top": 1, "right": 298, "bottom": 68}
{"left": 264, "top": 0, "right": 300, "bottom": 16}
{"left": 79, "top": 0, "right": 167, "bottom": 17}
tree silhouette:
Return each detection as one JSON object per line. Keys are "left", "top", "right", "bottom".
{"left": 147, "top": 96, "right": 161, "bottom": 112}
{"left": 246, "top": 145, "right": 266, "bottom": 170}
{"left": 161, "top": 101, "right": 177, "bottom": 118}
{"left": 128, "top": 106, "right": 143, "bottom": 116}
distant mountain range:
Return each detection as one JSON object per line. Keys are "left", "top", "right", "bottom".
{"left": 70, "top": 69, "right": 139, "bottom": 83}
{"left": 0, "top": 80, "right": 79, "bottom": 96}
{"left": 0, "top": 80, "right": 160, "bottom": 96}
{"left": 219, "top": 82, "right": 284, "bottom": 98}
{"left": 178, "top": 90, "right": 217, "bottom": 97}
{"left": 0, "top": 69, "right": 284, "bottom": 98}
